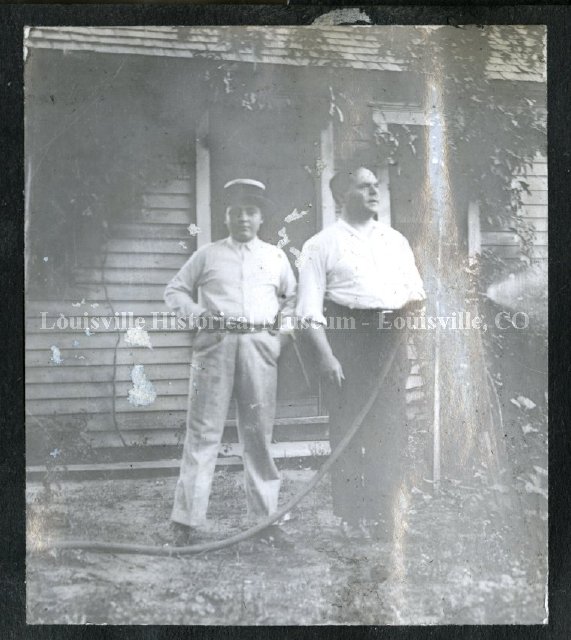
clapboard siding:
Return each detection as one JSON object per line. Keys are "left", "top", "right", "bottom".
{"left": 86, "top": 402, "right": 427, "bottom": 449}
{"left": 26, "top": 302, "right": 172, "bottom": 317}
{"left": 33, "top": 412, "right": 327, "bottom": 434}
{"left": 520, "top": 217, "right": 546, "bottom": 231}
{"left": 112, "top": 224, "right": 191, "bottom": 239}
{"left": 81, "top": 253, "right": 187, "bottom": 270}
{"left": 26, "top": 316, "right": 173, "bottom": 332}
{"left": 49, "top": 284, "right": 169, "bottom": 301}
{"left": 519, "top": 205, "right": 546, "bottom": 219}
{"left": 28, "top": 332, "right": 192, "bottom": 350}
{"left": 25, "top": 169, "right": 341, "bottom": 452}
{"left": 140, "top": 209, "right": 195, "bottom": 225}
{"left": 25, "top": 171, "right": 199, "bottom": 440}
{"left": 29, "top": 395, "right": 191, "bottom": 415}
{"left": 75, "top": 268, "right": 179, "bottom": 285}
{"left": 481, "top": 231, "right": 547, "bottom": 247}
{"left": 26, "top": 363, "right": 191, "bottom": 384}
{"left": 144, "top": 179, "right": 192, "bottom": 193}
{"left": 516, "top": 176, "right": 547, "bottom": 191}
{"left": 26, "top": 375, "right": 425, "bottom": 402}
{"left": 142, "top": 193, "right": 192, "bottom": 209}
{"left": 26, "top": 345, "right": 191, "bottom": 368}
{"left": 27, "top": 395, "right": 320, "bottom": 418}
{"left": 519, "top": 190, "right": 547, "bottom": 206}
{"left": 26, "top": 379, "right": 191, "bottom": 400}
{"left": 106, "top": 239, "right": 191, "bottom": 254}
{"left": 487, "top": 246, "right": 547, "bottom": 260}
{"left": 481, "top": 154, "right": 547, "bottom": 263}
{"left": 26, "top": 392, "right": 323, "bottom": 424}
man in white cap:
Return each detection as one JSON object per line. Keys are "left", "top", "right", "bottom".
{"left": 164, "top": 178, "right": 296, "bottom": 547}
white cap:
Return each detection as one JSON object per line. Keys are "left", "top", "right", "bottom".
{"left": 223, "top": 178, "right": 266, "bottom": 191}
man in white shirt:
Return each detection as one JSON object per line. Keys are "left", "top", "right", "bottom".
{"left": 296, "top": 163, "right": 426, "bottom": 541}
{"left": 164, "top": 179, "right": 296, "bottom": 546}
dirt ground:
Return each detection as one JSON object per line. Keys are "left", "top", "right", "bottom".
{"left": 27, "top": 407, "right": 547, "bottom": 625}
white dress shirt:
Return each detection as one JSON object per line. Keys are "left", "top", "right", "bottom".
{"left": 296, "top": 219, "right": 426, "bottom": 325}
{"left": 164, "top": 236, "right": 297, "bottom": 325}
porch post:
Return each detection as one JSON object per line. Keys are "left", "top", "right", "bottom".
{"left": 377, "top": 162, "right": 391, "bottom": 226}
{"left": 318, "top": 120, "right": 336, "bottom": 229}
{"left": 467, "top": 201, "right": 481, "bottom": 265}
{"left": 195, "top": 111, "right": 211, "bottom": 247}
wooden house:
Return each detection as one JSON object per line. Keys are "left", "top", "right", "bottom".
{"left": 24, "top": 26, "right": 546, "bottom": 463}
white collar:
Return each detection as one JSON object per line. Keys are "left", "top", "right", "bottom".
{"left": 226, "top": 236, "right": 260, "bottom": 251}
{"left": 337, "top": 217, "right": 385, "bottom": 240}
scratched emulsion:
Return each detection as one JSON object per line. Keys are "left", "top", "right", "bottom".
{"left": 187, "top": 223, "right": 201, "bottom": 237}
{"left": 124, "top": 327, "right": 153, "bottom": 350}
{"left": 487, "top": 262, "right": 548, "bottom": 329}
{"left": 415, "top": 43, "right": 508, "bottom": 482}
{"left": 382, "top": 35, "right": 547, "bottom": 622}
{"left": 384, "top": 59, "right": 457, "bottom": 617}
{"left": 49, "top": 345, "right": 63, "bottom": 366}
{"left": 128, "top": 365, "right": 157, "bottom": 407}
{"left": 23, "top": 21, "right": 546, "bottom": 624}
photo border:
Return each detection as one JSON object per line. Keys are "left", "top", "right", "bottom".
{"left": 2, "top": 4, "right": 568, "bottom": 639}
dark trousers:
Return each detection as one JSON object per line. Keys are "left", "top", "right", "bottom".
{"left": 323, "top": 301, "right": 410, "bottom": 530}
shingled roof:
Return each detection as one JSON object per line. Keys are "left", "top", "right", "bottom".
{"left": 25, "top": 25, "right": 545, "bottom": 82}
{"left": 25, "top": 26, "right": 408, "bottom": 72}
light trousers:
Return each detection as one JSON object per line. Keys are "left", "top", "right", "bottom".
{"left": 171, "top": 329, "right": 282, "bottom": 527}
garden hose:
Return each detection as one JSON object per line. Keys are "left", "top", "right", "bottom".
{"left": 33, "top": 332, "right": 406, "bottom": 557}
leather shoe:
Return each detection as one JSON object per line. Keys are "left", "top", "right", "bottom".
{"left": 169, "top": 522, "right": 203, "bottom": 547}
{"left": 252, "top": 525, "right": 295, "bottom": 549}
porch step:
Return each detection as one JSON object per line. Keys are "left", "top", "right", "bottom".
{"left": 26, "top": 440, "right": 332, "bottom": 481}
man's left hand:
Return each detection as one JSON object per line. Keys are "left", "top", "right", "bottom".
{"left": 279, "top": 332, "right": 293, "bottom": 351}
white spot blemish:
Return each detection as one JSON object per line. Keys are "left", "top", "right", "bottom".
{"left": 187, "top": 224, "right": 201, "bottom": 236}
{"left": 517, "top": 395, "right": 537, "bottom": 410}
{"left": 43, "top": 256, "right": 49, "bottom": 262}
{"left": 84, "top": 328, "right": 93, "bottom": 337}
{"left": 276, "top": 227, "right": 290, "bottom": 249}
{"left": 124, "top": 327, "right": 153, "bottom": 350}
{"left": 521, "top": 423, "right": 539, "bottom": 435}
{"left": 289, "top": 247, "right": 306, "bottom": 268}
{"left": 524, "top": 481, "right": 547, "bottom": 501}
{"left": 284, "top": 208, "right": 310, "bottom": 224}
{"left": 178, "top": 241, "right": 188, "bottom": 250}
{"left": 312, "top": 8, "right": 371, "bottom": 25}
{"left": 128, "top": 365, "right": 157, "bottom": 407}
{"left": 50, "top": 345, "right": 63, "bottom": 365}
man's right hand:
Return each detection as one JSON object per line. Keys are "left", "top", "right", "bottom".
{"left": 319, "top": 352, "right": 345, "bottom": 388}
{"left": 196, "top": 309, "right": 225, "bottom": 330}
{"left": 199, "top": 309, "right": 225, "bottom": 321}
